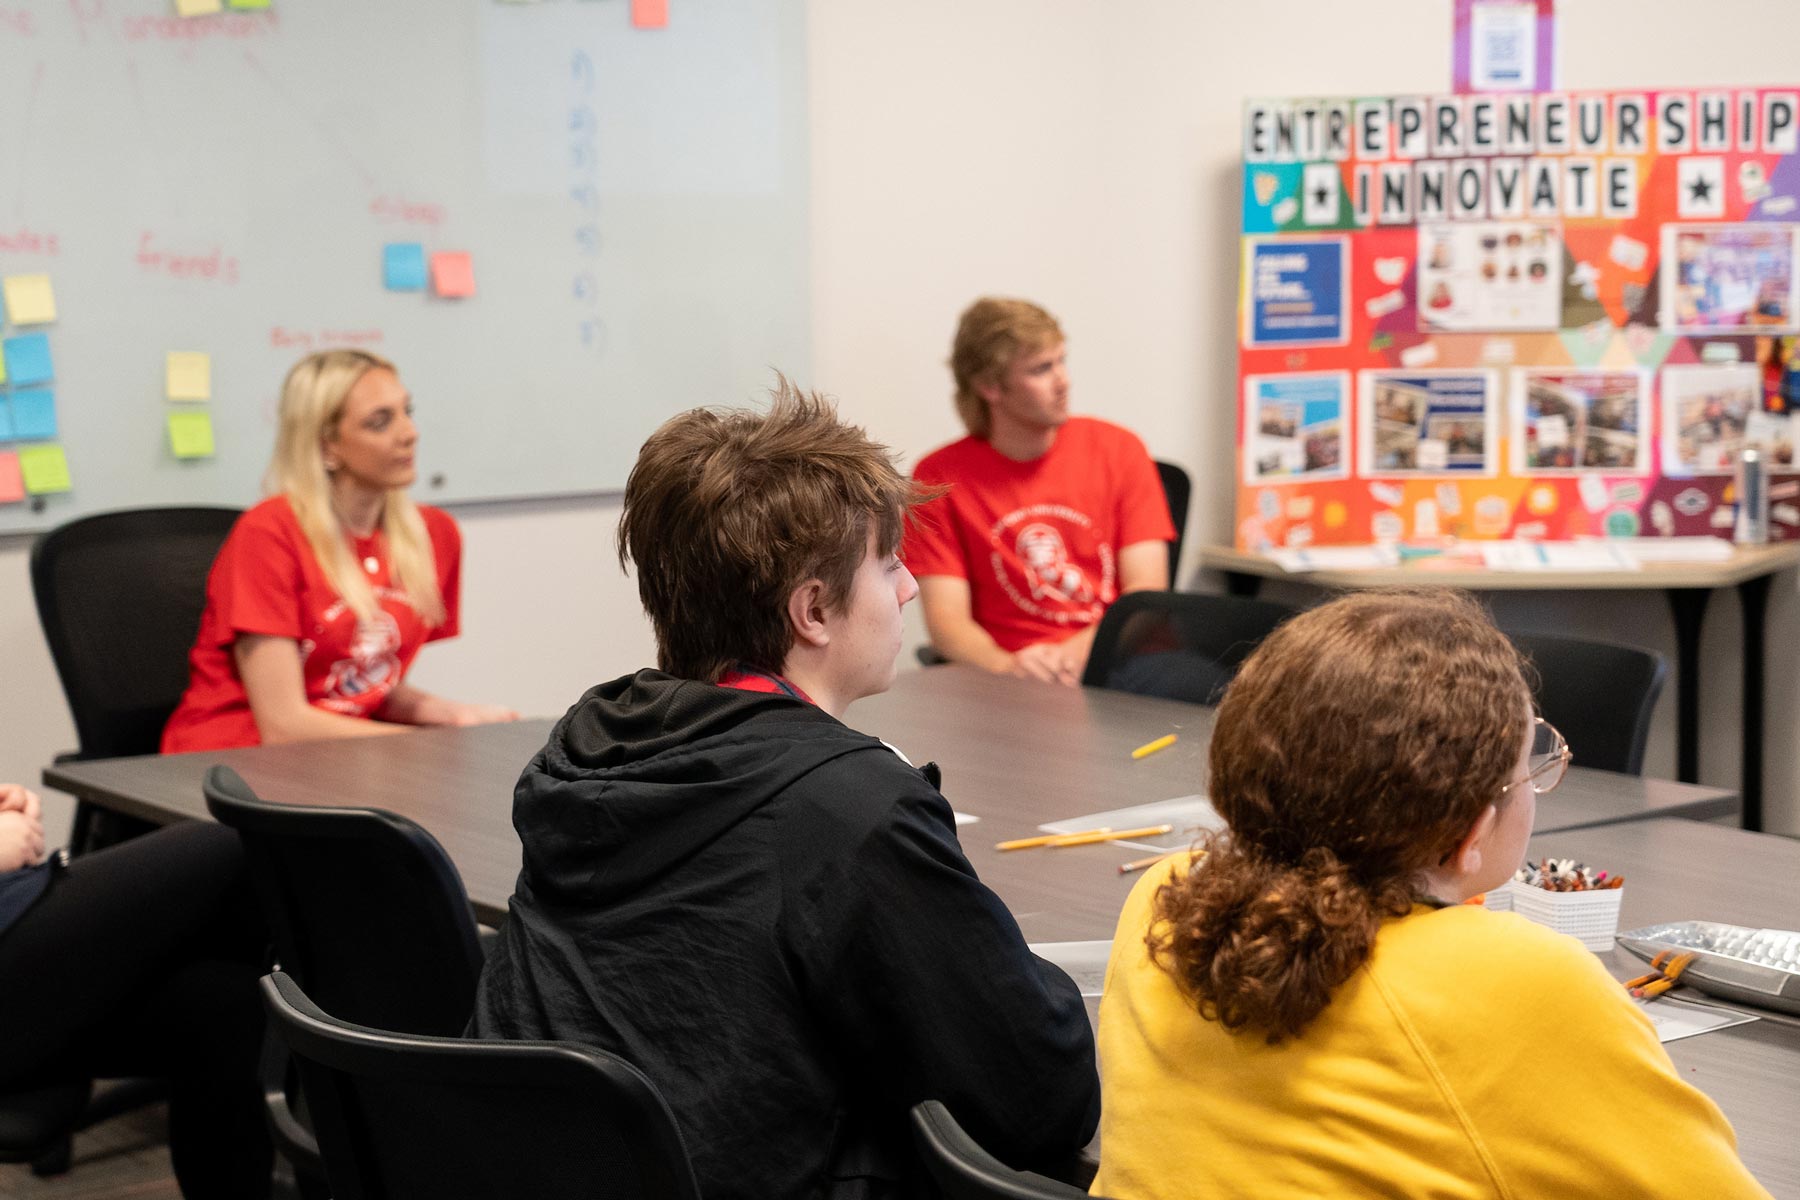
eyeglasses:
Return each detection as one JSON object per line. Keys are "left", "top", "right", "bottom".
{"left": 1500, "top": 717, "right": 1572, "bottom": 797}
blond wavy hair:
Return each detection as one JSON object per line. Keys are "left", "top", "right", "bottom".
{"left": 948, "top": 298, "right": 1065, "bottom": 438}
{"left": 265, "top": 350, "right": 446, "bottom": 628}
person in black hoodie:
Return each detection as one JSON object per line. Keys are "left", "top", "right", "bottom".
{"left": 470, "top": 380, "right": 1100, "bottom": 1199}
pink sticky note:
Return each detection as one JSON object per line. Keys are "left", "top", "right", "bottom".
{"left": 0, "top": 451, "right": 22, "bottom": 504}
{"left": 429, "top": 252, "right": 476, "bottom": 299}
{"left": 631, "top": 0, "right": 668, "bottom": 29}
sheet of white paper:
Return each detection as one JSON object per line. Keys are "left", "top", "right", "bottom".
{"left": 1039, "top": 795, "right": 1222, "bottom": 852}
{"left": 1028, "top": 940, "right": 1113, "bottom": 998}
{"left": 953, "top": 811, "right": 979, "bottom": 826}
{"left": 1480, "top": 542, "right": 1638, "bottom": 572}
{"left": 1269, "top": 544, "right": 1402, "bottom": 573}
{"left": 1587, "top": 536, "right": 1733, "bottom": 564}
{"left": 1641, "top": 994, "right": 1760, "bottom": 1043}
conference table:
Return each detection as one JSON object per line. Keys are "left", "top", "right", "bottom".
{"left": 43, "top": 667, "right": 1793, "bottom": 1190}
{"left": 1200, "top": 540, "right": 1800, "bottom": 833}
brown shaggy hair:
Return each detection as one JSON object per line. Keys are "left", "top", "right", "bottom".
{"left": 1149, "top": 590, "right": 1530, "bottom": 1042}
{"left": 618, "top": 376, "right": 937, "bottom": 683}
{"left": 949, "top": 298, "right": 1065, "bottom": 438}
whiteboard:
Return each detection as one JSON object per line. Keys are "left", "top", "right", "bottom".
{"left": 0, "top": 0, "right": 810, "bottom": 533}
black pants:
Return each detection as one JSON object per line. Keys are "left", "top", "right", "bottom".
{"left": 0, "top": 821, "right": 273, "bottom": 1200}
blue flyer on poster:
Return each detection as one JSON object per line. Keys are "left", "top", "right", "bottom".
{"left": 1244, "top": 237, "right": 1348, "bottom": 347}
{"left": 1243, "top": 371, "right": 1347, "bottom": 483}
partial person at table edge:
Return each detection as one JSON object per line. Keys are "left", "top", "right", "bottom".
{"left": 905, "top": 297, "right": 1174, "bottom": 686}
{"left": 472, "top": 378, "right": 1099, "bottom": 1198}
{"left": 1091, "top": 590, "right": 1770, "bottom": 1199}
{"left": 0, "top": 782, "right": 272, "bottom": 1199}
{"left": 161, "top": 349, "right": 518, "bottom": 753}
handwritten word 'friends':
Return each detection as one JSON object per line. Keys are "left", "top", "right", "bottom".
{"left": 138, "top": 232, "right": 239, "bottom": 284}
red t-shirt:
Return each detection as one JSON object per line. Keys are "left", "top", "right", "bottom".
{"left": 161, "top": 495, "right": 462, "bottom": 753}
{"left": 905, "top": 417, "right": 1174, "bottom": 652}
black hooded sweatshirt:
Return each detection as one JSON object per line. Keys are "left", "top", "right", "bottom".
{"left": 470, "top": 671, "right": 1100, "bottom": 1199}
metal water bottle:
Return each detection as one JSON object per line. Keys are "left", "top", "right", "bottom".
{"left": 1736, "top": 445, "right": 1769, "bottom": 545}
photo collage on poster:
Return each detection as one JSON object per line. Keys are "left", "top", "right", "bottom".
{"left": 1515, "top": 369, "right": 1650, "bottom": 474}
{"left": 1234, "top": 86, "right": 1800, "bottom": 548}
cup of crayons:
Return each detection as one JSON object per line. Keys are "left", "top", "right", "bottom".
{"left": 1478, "top": 858, "right": 1625, "bottom": 952}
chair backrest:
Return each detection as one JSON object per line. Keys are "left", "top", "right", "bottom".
{"left": 1153, "top": 460, "right": 1191, "bottom": 584}
{"left": 1506, "top": 630, "right": 1667, "bottom": 776}
{"left": 30, "top": 506, "right": 241, "bottom": 760}
{"left": 204, "top": 766, "right": 484, "bottom": 1037}
{"left": 909, "top": 1101, "right": 1102, "bottom": 1200}
{"left": 1080, "top": 590, "right": 1297, "bottom": 705}
{"left": 263, "top": 972, "right": 701, "bottom": 1200}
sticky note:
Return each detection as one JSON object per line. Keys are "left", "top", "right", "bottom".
{"left": 10, "top": 388, "right": 56, "bottom": 440}
{"left": 166, "top": 351, "right": 212, "bottom": 401}
{"left": 0, "top": 452, "right": 22, "bottom": 503}
{"left": 429, "top": 251, "right": 476, "bottom": 299}
{"left": 18, "top": 444, "right": 71, "bottom": 494}
{"left": 3, "top": 334, "right": 53, "bottom": 385}
{"left": 0, "top": 400, "right": 12, "bottom": 440}
{"left": 227, "top": 0, "right": 271, "bottom": 7}
{"left": 631, "top": 0, "right": 668, "bottom": 28}
{"left": 175, "top": 0, "right": 223, "bottom": 14}
{"left": 2, "top": 275, "right": 56, "bottom": 325}
{"left": 383, "top": 243, "right": 428, "bottom": 291}
{"left": 168, "top": 409, "right": 216, "bottom": 459}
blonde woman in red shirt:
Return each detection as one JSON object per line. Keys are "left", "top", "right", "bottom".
{"left": 163, "top": 350, "right": 516, "bottom": 752}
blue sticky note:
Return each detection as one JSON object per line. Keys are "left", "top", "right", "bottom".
{"left": 0, "top": 398, "right": 12, "bottom": 440}
{"left": 10, "top": 388, "right": 56, "bottom": 439}
{"left": 3, "top": 334, "right": 53, "bottom": 385}
{"left": 383, "top": 243, "right": 428, "bottom": 291}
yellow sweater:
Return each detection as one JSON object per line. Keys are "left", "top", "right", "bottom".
{"left": 1091, "top": 855, "right": 1770, "bottom": 1199}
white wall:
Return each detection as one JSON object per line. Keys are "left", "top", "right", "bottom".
{"left": 5, "top": 0, "right": 1797, "bottom": 836}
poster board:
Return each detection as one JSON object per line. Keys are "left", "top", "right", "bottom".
{"left": 0, "top": 0, "right": 809, "bottom": 533}
{"left": 1234, "top": 88, "right": 1800, "bottom": 549}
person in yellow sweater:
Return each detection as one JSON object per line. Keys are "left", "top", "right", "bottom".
{"left": 1091, "top": 590, "right": 1770, "bottom": 1200}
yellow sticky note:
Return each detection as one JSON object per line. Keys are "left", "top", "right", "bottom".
{"left": 18, "top": 444, "right": 72, "bottom": 494}
{"left": 175, "top": 0, "right": 223, "bottom": 14}
{"left": 2, "top": 275, "right": 56, "bottom": 325}
{"left": 166, "top": 351, "right": 212, "bottom": 401}
{"left": 168, "top": 409, "right": 216, "bottom": 459}
{"left": 227, "top": 0, "right": 271, "bottom": 7}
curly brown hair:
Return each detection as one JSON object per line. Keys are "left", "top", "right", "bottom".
{"left": 618, "top": 376, "right": 937, "bottom": 683}
{"left": 1149, "top": 590, "right": 1529, "bottom": 1043}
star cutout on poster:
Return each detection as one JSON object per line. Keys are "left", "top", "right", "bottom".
{"left": 1678, "top": 157, "right": 1726, "bottom": 218}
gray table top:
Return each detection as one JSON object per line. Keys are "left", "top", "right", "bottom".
{"left": 43, "top": 666, "right": 1739, "bottom": 929}
{"left": 42, "top": 670, "right": 1781, "bottom": 1189}
{"left": 1529, "top": 819, "right": 1799, "bottom": 1196}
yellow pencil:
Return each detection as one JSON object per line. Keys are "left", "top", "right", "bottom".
{"left": 996, "top": 827, "right": 1111, "bottom": 851}
{"left": 1047, "top": 823, "right": 1175, "bottom": 848}
{"left": 1118, "top": 852, "right": 1175, "bottom": 874}
{"left": 1131, "top": 734, "right": 1178, "bottom": 759}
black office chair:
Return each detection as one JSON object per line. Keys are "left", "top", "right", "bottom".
{"left": 916, "top": 460, "right": 1194, "bottom": 667}
{"left": 909, "top": 1101, "right": 1107, "bottom": 1200}
{"left": 203, "top": 765, "right": 487, "bottom": 1183}
{"left": 1153, "top": 459, "right": 1191, "bottom": 585}
{"left": 31, "top": 505, "right": 241, "bottom": 849}
{"left": 262, "top": 971, "right": 701, "bottom": 1200}
{"left": 1506, "top": 630, "right": 1668, "bottom": 776}
{"left": 1080, "top": 590, "right": 1297, "bottom": 705}
{"left": 6, "top": 507, "right": 238, "bottom": 1177}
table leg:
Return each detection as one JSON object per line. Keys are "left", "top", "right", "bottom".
{"left": 1223, "top": 571, "right": 1261, "bottom": 598}
{"left": 1738, "top": 574, "right": 1771, "bottom": 833}
{"left": 1664, "top": 588, "right": 1710, "bottom": 785}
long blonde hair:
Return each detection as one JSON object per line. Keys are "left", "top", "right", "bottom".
{"left": 265, "top": 350, "right": 447, "bottom": 628}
